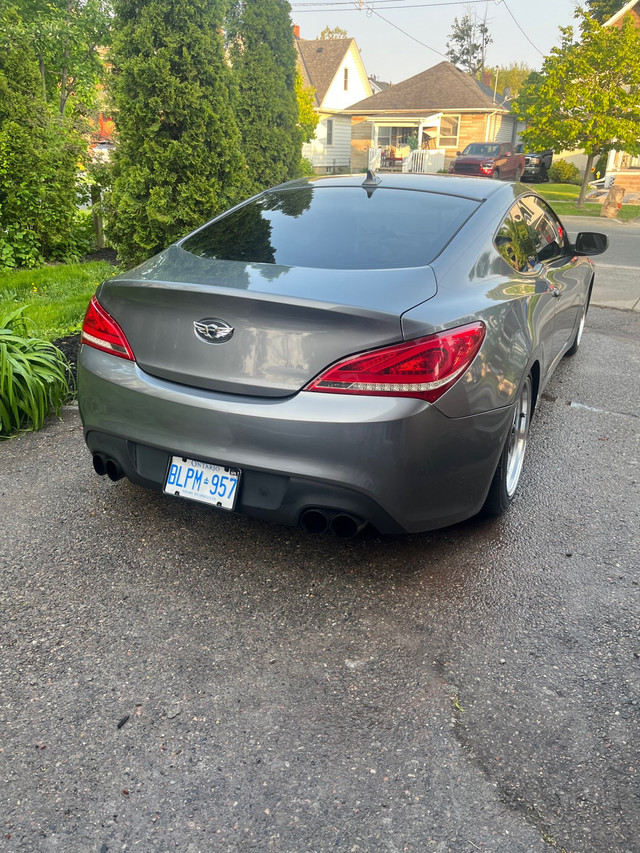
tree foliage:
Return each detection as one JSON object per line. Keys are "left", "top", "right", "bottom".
{"left": 7, "top": 0, "right": 111, "bottom": 116}
{"left": 484, "top": 62, "right": 534, "bottom": 98}
{"left": 295, "top": 72, "right": 319, "bottom": 144}
{"left": 585, "top": 0, "right": 627, "bottom": 23}
{"left": 514, "top": 12, "right": 640, "bottom": 204}
{"left": 227, "top": 0, "right": 303, "bottom": 193}
{"left": 0, "top": 6, "right": 87, "bottom": 268}
{"left": 446, "top": 11, "right": 492, "bottom": 76}
{"left": 318, "top": 25, "right": 348, "bottom": 39}
{"left": 106, "top": 0, "right": 248, "bottom": 265}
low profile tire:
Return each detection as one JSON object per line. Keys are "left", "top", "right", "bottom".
{"left": 483, "top": 374, "right": 533, "bottom": 516}
{"left": 564, "top": 291, "right": 591, "bottom": 357}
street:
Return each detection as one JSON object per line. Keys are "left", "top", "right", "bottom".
{"left": 1, "top": 300, "right": 639, "bottom": 852}
{"left": 566, "top": 216, "right": 640, "bottom": 311}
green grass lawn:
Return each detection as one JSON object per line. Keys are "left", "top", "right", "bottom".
{"left": 0, "top": 261, "right": 115, "bottom": 340}
{"left": 524, "top": 182, "right": 640, "bottom": 222}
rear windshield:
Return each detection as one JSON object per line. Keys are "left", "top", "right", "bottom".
{"left": 181, "top": 186, "right": 479, "bottom": 270}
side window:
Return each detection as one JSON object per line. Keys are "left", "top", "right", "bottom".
{"left": 326, "top": 118, "right": 334, "bottom": 147}
{"left": 518, "top": 196, "right": 566, "bottom": 263}
{"left": 494, "top": 204, "right": 538, "bottom": 273}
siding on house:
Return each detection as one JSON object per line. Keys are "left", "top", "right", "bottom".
{"left": 322, "top": 43, "right": 371, "bottom": 110}
{"left": 302, "top": 114, "right": 352, "bottom": 172}
{"left": 351, "top": 117, "right": 375, "bottom": 171}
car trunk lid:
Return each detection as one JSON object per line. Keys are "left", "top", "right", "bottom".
{"left": 97, "top": 246, "right": 438, "bottom": 398}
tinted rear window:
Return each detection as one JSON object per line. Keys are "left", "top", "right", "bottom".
{"left": 182, "top": 186, "right": 479, "bottom": 270}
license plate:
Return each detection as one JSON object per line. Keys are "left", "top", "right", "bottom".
{"left": 164, "top": 456, "right": 240, "bottom": 511}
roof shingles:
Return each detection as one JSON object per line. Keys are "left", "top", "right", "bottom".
{"left": 345, "top": 61, "right": 506, "bottom": 113}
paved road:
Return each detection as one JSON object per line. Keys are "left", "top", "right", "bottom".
{"left": 1, "top": 307, "right": 639, "bottom": 853}
{"left": 564, "top": 216, "right": 640, "bottom": 312}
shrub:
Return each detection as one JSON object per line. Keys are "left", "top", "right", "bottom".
{"left": 548, "top": 159, "right": 582, "bottom": 185}
{"left": 0, "top": 306, "right": 72, "bottom": 437}
{"left": 107, "top": 0, "right": 248, "bottom": 266}
{"left": 0, "top": 10, "right": 88, "bottom": 271}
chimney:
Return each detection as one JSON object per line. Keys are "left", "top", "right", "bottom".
{"left": 293, "top": 24, "right": 300, "bottom": 39}
{"left": 482, "top": 71, "right": 491, "bottom": 88}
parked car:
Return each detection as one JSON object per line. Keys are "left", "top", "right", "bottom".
{"left": 522, "top": 149, "right": 553, "bottom": 182}
{"left": 78, "top": 173, "right": 607, "bottom": 537}
{"left": 448, "top": 142, "right": 525, "bottom": 181}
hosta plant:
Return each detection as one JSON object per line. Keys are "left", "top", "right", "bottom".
{"left": 0, "top": 306, "right": 72, "bottom": 437}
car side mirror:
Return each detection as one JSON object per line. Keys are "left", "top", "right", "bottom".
{"left": 456, "top": 151, "right": 461, "bottom": 156}
{"left": 505, "top": 151, "right": 511, "bottom": 157}
{"left": 574, "top": 232, "right": 608, "bottom": 256}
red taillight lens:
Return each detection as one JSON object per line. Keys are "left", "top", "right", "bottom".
{"left": 305, "top": 322, "right": 485, "bottom": 404}
{"left": 81, "top": 295, "right": 135, "bottom": 361}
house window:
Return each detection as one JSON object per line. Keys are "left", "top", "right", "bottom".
{"left": 344, "top": 68, "right": 349, "bottom": 90}
{"left": 438, "top": 115, "right": 460, "bottom": 148}
{"left": 377, "top": 127, "right": 391, "bottom": 148}
{"left": 326, "top": 119, "right": 334, "bottom": 146}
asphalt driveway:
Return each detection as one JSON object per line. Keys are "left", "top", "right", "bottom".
{"left": 1, "top": 305, "right": 639, "bottom": 853}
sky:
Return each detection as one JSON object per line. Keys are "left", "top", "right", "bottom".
{"left": 289, "top": 0, "right": 582, "bottom": 84}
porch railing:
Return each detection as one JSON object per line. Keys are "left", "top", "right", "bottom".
{"left": 368, "top": 147, "right": 382, "bottom": 171}
{"left": 403, "top": 149, "right": 446, "bottom": 174}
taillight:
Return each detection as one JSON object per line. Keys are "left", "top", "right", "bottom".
{"left": 81, "top": 295, "right": 135, "bottom": 361}
{"left": 305, "top": 322, "right": 485, "bottom": 404}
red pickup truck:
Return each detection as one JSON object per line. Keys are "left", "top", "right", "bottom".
{"left": 449, "top": 142, "right": 525, "bottom": 181}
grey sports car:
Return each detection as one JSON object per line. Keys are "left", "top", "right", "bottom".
{"left": 78, "top": 173, "right": 608, "bottom": 537}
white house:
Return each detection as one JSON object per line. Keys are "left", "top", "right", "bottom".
{"left": 295, "top": 32, "right": 372, "bottom": 173}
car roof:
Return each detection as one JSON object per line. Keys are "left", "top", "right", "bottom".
{"left": 270, "top": 172, "right": 508, "bottom": 203}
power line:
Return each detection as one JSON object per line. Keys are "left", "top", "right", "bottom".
{"left": 367, "top": 7, "right": 449, "bottom": 58}
{"left": 291, "top": 0, "right": 491, "bottom": 9}
{"left": 493, "top": 0, "right": 544, "bottom": 56}
{"left": 292, "top": 0, "right": 545, "bottom": 66}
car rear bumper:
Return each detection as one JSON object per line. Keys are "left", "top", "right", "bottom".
{"left": 78, "top": 346, "right": 514, "bottom": 534}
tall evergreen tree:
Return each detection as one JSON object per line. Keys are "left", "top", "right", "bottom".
{"left": 0, "top": 6, "right": 85, "bottom": 267}
{"left": 227, "top": 0, "right": 303, "bottom": 192}
{"left": 107, "top": 0, "right": 248, "bottom": 265}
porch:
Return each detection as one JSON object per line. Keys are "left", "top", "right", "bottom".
{"left": 367, "top": 146, "right": 446, "bottom": 174}
{"left": 605, "top": 151, "right": 640, "bottom": 192}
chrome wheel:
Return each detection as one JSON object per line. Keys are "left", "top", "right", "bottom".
{"left": 505, "top": 376, "right": 532, "bottom": 497}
